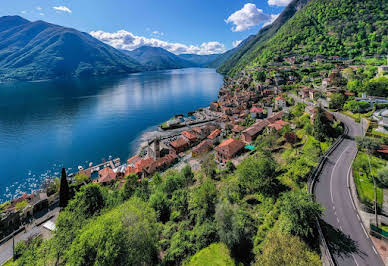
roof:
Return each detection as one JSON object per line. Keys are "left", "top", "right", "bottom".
{"left": 267, "top": 112, "right": 284, "bottom": 123}
{"left": 208, "top": 129, "right": 221, "bottom": 140}
{"left": 242, "top": 120, "right": 270, "bottom": 137}
{"left": 182, "top": 131, "right": 197, "bottom": 142}
{"left": 275, "top": 96, "right": 286, "bottom": 101}
{"left": 42, "top": 220, "right": 56, "bottom": 231}
{"left": 98, "top": 167, "right": 117, "bottom": 183}
{"left": 215, "top": 138, "right": 245, "bottom": 157}
{"left": 250, "top": 107, "right": 263, "bottom": 113}
{"left": 170, "top": 137, "right": 189, "bottom": 149}
{"left": 127, "top": 155, "right": 141, "bottom": 166}
{"left": 232, "top": 125, "right": 246, "bottom": 133}
{"left": 268, "top": 120, "right": 289, "bottom": 131}
{"left": 193, "top": 140, "right": 213, "bottom": 154}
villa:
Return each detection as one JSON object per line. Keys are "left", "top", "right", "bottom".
{"left": 215, "top": 138, "right": 245, "bottom": 163}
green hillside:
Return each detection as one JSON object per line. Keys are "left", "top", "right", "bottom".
{"left": 0, "top": 16, "right": 143, "bottom": 81}
{"left": 221, "top": 0, "right": 388, "bottom": 76}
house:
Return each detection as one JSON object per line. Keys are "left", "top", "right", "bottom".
{"left": 267, "top": 120, "right": 289, "bottom": 133}
{"left": 182, "top": 131, "right": 197, "bottom": 145}
{"left": 144, "top": 153, "right": 177, "bottom": 176}
{"left": 192, "top": 140, "right": 213, "bottom": 157}
{"left": 208, "top": 129, "right": 222, "bottom": 144}
{"left": 309, "top": 89, "right": 319, "bottom": 100}
{"left": 241, "top": 120, "right": 270, "bottom": 143}
{"left": 215, "top": 139, "right": 246, "bottom": 163}
{"left": 96, "top": 167, "right": 117, "bottom": 185}
{"left": 250, "top": 107, "right": 264, "bottom": 118}
{"left": 267, "top": 112, "right": 284, "bottom": 123}
{"left": 232, "top": 125, "right": 246, "bottom": 135}
{"left": 170, "top": 137, "right": 190, "bottom": 153}
{"left": 275, "top": 96, "right": 287, "bottom": 110}
{"left": 125, "top": 157, "right": 155, "bottom": 177}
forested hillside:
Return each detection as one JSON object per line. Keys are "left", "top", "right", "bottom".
{"left": 221, "top": 0, "right": 388, "bottom": 76}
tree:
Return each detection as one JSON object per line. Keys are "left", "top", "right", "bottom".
{"left": 66, "top": 197, "right": 159, "bottom": 265}
{"left": 236, "top": 152, "right": 277, "bottom": 195}
{"left": 59, "top": 168, "right": 69, "bottom": 208}
{"left": 149, "top": 190, "right": 170, "bottom": 223}
{"left": 73, "top": 173, "right": 90, "bottom": 186}
{"left": 366, "top": 77, "right": 388, "bottom": 97}
{"left": 181, "top": 165, "right": 194, "bottom": 186}
{"left": 377, "top": 167, "right": 388, "bottom": 188}
{"left": 255, "top": 231, "right": 321, "bottom": 266}
{"left": 187, "top": 243, "right": 235, "bottom": 266}
{"left": 313, "top": 107, "right": 333, "bottom": 141}
{"left": 189, "top": 178, "right": 218, "bottom": 224}
{"left": 201, "top": 154, "right": 217, "bottom": 179}
{"left": 329, "top": 93, "right": 346, "bottom": 110}
{"left": 278, "top": 191, "right": 323, "bottom": 240}
{"left": 120, "top": 174, "right": 138, "bottom": 201}
{"left": 215, "top": 200, "right": 255, "bottom": 262}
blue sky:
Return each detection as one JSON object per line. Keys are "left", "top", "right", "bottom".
{"left": 1, "top": 0, "right": 290, "bottom": 54}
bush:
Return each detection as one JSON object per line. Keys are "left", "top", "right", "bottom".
{"left": 377, "top": 167, "right": 388, "bottom": 188}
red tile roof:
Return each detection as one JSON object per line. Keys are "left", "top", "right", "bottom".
{"left": 98, "top": 167, "right": 117, "bottom": 184}
{"left": 242, "top": 120, "right": 270, "bottom": 137}
{"left": 232, "top": 125, "right": 246, "bottom": 133}
{"left": 127, "top": 155, "right": 141, "bottom": 166}
{"left": 215, "top": 139, "right": 245, "bottom": 158}
{"left": 193, "top": 140, "right": 213, "bottom": 155}
{"left": 170, "top": 137, "right": 190, "bottom": 149}
{"left": 182, "top": 131, "right": 197, "bottom": 142}
{"left": 250, "top": 107, "right": 263, "bottom": 113}
{"left": 275, "top": 96, "right": 286, "bottom": 101}
{"left": 208, "top": 129, "right": 221, "bottom": 140}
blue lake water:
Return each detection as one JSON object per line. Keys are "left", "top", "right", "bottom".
{"left": 0, "top": 68, "right": 223, "bottom": 202}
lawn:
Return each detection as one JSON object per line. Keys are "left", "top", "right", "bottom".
{"left": 371, "top": 129, "right": 388, "bottom": 138}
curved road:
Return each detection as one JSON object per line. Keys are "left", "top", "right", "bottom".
{"left": 314, "top": 113, "right": 384, "bottom": 266}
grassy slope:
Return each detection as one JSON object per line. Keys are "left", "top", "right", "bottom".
{"left": 186, "top": 243, "right": 235, "bottom": 266}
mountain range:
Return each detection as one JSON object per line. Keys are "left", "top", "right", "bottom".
{"left": 0, "top": 16, "right": 228, "bottom": 81}
{"left": 0, "top": 16, "right": 144, "bottom": 81}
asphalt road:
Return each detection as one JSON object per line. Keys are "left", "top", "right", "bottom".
{"left": 314, "top": 113, "right": 384, "bottom": 266}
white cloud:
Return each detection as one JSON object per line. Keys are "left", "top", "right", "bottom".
{"left": 39, "top": 13, "right": 45, "bottom": 16}
{"left": 90, "top": 30, "right": 226, "bottom": 55}
{"left": 225, "top": 3, "right": 271, "bottom": 32}
{"left": 268, "top": 0, "right": 292, "bottom": 6}
{"left": 263, "top": 14, "right": 280, "bottom": 27}
{"left": 151, "top": 31, "right": 164, "bottom": 36}
{"left": 233, "top": 40, "right": 242, "bottom": 48}
{"left": 36, "top": 6, "right": 42, "bottom": 11}
{"left": 21, "top": 10, "right": 27, "bottom": 14}
{"left": 53, "top": 6, "right": 72, "bottom": 13}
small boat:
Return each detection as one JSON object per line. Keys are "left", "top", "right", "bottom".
{"left": 78, "top": 166, "right": 84, "bottom": 171}
{"left": 89, "top": 162, "right": 93, "bottom": 167}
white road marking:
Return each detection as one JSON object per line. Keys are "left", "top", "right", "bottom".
{"left": 361, "top": 222, "right": 369, "bottom": 238}
{"left": 333, "top": 206, "right": 336, "bottom": 211}
{"left": 330, "top": 145, "right": 350, "bottom": 204}
{"left": 373, "top": 246, "right": 378, "bottom": 255}
{"left": 352, "top": 255, "right": 359, "bottom": 266}
{"left": 357, "top": 213, "right": 361, "bottom": 221}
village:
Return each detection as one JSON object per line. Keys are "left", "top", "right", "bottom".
{"left": 1, "top": 54, "right": 388, "bottom": 259}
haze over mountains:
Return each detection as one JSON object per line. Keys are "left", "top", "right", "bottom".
{"left": 0, "top": 15, "right": 238, "bottom": 81}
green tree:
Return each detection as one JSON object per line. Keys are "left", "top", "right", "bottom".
{"left": 201, "top": 154, "right": 217, "bottom": 179}
{"left": 329, "top": 93, "right": 346, "bottom": 110}
{"left": 236, "top": 152, "right": 277, "bottom": 195}
{"left": 377, "top": 167, "right": 388, "bottom": 188}
{"left": 255, "top": 231, "right": 321, "bottom": 266}
{"left": 366, "top": 77, "right": 388, "bottom": 97}
{"left": 149, "top": 190, "right": 170, "bottom": 222}
{"left": 66, "top": 197, "right": 159, "bottom": 266}
{"left": 120, "top": 174, "right": 138, "bottom": 201}
{"left": 313, "top": 107, "right": 333, "bottom": 141}
{"left": 59, "top": 168, "right": 69, "bottom": 208}
{"left": 278, "top": 191, "right": 323, "bottom": 240}
{"left": 189, "top": 178, "right": 218, "bottom": 224}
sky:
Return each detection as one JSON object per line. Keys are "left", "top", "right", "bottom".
{"left": 1, "top": 0, "right": 291, "bottom": 55}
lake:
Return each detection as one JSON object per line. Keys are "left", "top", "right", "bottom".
{"left": 0, "top": 68, "right": 223, "bottom": 203}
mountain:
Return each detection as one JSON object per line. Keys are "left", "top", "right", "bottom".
{"left": 0, "top": 16, "right": 143, "bottom": 81}
{"left": 123, "top": 46, "right": 196, "bottom": 70}
{"left": 220, "top": 0, "right": 388, "bottom": 76}
{"left": 177, "top": 54, "right": 219, "bottom": 67}
{"left": 208, "top": 35, "right": 255, "bottom": 69}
